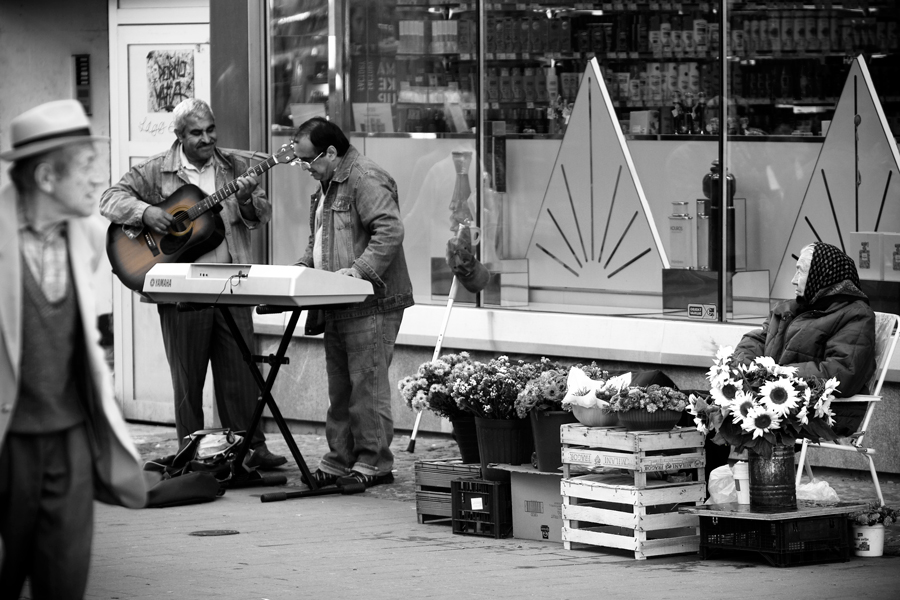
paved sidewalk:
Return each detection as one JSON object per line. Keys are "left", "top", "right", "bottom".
{"left": 20, "top": 424, "right": 900, "bottom": 599}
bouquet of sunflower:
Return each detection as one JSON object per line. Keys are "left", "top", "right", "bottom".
{"left": 688, "top": 346, "right": 841, "bottom": 458}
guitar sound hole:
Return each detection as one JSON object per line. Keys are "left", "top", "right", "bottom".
{"left": 160, "top": 224, "right": 191, "bottom": 254}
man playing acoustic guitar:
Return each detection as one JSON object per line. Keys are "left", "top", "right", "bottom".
{"left": 100, "top": 98, "right": 286, "bottom": 470}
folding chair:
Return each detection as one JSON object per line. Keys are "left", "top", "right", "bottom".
{"left": 795, "top": 311, "right": 900, "bottom": 506}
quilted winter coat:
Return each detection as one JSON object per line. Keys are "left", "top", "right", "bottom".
{"left": 733, "top": 293, "right": 876, "bottom": 397}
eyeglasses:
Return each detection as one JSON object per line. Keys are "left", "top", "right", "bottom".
{"left": 297, "top": 151, "right": 323, "bottom": 171}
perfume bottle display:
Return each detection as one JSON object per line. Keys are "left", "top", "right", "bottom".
{"left": 696, "top": 199, "right": 710, "bottom": 270}
{"left": 668, "top": 201, "right": 692, "bottom": 269}
{"left": 702, "top": 160, "right": 736, "bottom": 273}
{"left": 860, "top": 242, "right": 871, "bottom": 270}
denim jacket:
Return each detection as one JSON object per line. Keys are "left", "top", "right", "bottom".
{"left": 297, "top": 145, "right": 413, "bottom": 321}
{"left": 99, "top": 140, "right": 271, "bottom": 264}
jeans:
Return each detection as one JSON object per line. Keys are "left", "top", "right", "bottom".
{"left": 320, "top": 309, "right": 403, "bottom": 476}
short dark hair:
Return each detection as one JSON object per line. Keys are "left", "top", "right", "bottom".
{"left": 293, "top": 117, "right": 350, "bottom": 156}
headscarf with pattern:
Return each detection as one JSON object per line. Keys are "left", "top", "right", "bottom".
{"left": 801, "top": 242, "right": 864, "bottom": 305}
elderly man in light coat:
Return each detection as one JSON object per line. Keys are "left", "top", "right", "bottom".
{"left": 0, "top": 99, "right": 147, "bottom": 600}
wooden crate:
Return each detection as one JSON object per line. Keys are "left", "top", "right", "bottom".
{"left": 560, "top": 424, "right": 706, "bottom": 559}
{"left": 561, "top": 473, "right": 705, "bottom": 559}
{"left": 561, "top": 424, "right": 706, "bottom": 487}
{"left": 414, "top": 459, "right": 481, "bottom": 524}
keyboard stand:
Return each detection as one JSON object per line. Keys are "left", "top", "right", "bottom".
{"left": 201, "top": 303, "right": 321, "bottom": 492}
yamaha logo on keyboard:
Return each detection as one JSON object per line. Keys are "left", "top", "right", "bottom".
{"left": 148, "top": 278, "right": 172, "bottom": 288}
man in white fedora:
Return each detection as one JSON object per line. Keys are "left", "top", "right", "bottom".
{"left": 0, "top": 99, "right": 147, "bottom": 600}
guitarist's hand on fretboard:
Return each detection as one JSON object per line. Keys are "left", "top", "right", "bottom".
{"left": 234, "top": 174, "right": 260, "bottom": 204}
{"left": 143, "top": 205, "right": 176, "bottom": 235}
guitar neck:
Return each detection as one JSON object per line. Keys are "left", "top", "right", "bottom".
{"left": 187, "top": 154, "right": 280, "bottom": 220}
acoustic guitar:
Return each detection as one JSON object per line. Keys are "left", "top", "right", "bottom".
{"left": 106, "top": 142, "right": 297, "bottom": 292}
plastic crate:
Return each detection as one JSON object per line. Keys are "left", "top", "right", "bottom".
{"left": 451, "top": 478, "right": 513, "bottom": 539}
{"left": 698, "top": 514, "right": 851, "bottom": 567}
{"left": 415, "top": 460, "right": 482, "bottom": 523}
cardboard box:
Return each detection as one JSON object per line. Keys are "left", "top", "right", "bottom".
{"left": 496, "top": 464, "right": 564, "bottom": 544}
{"left": 629, "top": 110, "right": 659, "bottom": 134}
{"left": 847, "top": 232, "right": 883, "bottom": 281}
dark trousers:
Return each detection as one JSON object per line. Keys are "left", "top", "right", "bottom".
{"left": 0, "top": 425, "right": 94, "bottom": 600}
{"left": 158, "top": 304, "right": 265, "bottom": 449}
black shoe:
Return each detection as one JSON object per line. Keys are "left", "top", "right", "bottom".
{"left": 246, "top": 446, "right": 288, "bottom": 470}
{"left": 301, "top": 468, "right": 340, "bottom": 487}
{"left": 337, "top": 471, "right": 395, "bottom": 488}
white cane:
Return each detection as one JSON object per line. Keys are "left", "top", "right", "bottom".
{"left": 406, "top": 276, "right": 459, "bottom": 452}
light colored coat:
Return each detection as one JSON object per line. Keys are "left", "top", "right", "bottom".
{"left": 0, "top": 184, "right": 147, "bottom": 510}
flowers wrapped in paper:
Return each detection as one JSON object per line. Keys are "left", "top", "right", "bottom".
{"left": 688, "top": 346, "right": 842, "bottom": 458}
{"left": 561, "top": 369, "right": 632, "bottom": 409}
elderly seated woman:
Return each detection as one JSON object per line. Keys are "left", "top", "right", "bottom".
{"left": 731, "top": 241, "right": 876, "bottom": 437}
{"left": 683, "top": 241, "right": 877, "bottom": 481}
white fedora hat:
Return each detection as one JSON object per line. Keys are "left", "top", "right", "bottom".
{"left": 1, "top": 99, "right": 107, "bottom": 161}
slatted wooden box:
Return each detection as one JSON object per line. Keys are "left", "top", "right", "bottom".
{"left": 560, "top": 424, "right": 706, "bottom": 559}
{"left": 414, "top": 459, "right": 481, "bottom": 524}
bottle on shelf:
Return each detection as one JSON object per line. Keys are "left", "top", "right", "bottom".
{"left": 668, "top": 201, "right": 693, "bottom": 269}
{"left": 696, "top": 199, "right": 711, "bottom": 271}
{"left": 702, "top": 160, "right": 736, "bottom": 273}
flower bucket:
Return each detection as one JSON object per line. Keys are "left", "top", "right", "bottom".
{"left": 616, "top": 409, "right": 682, "bottom": 432}
{"left": 450, "top": 415, "right": 481, "bottom": 464}
{"left": 748, "top": 443, "right": 797, "bottom": 510}
{"left": 852, "top": 523, "right": 885, "bottom": 557}
{"left": 474, "top": 416, "right": 534, "bottom": 482}
{"left": 572, "top": 405, "right": 618, "bottom": 428}
{"left": 530, "top": 410, "right": 578, "bottom": 473}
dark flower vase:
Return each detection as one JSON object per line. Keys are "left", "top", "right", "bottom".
{"left": 748, "top": 443, "right": 797, "bottom": 510}
{"left": 530, "top": 410, "right": 578, "bottom": 473}
{"left": 450, "top": 414, "right": 481, "bottom": 464}
{"left": 474, "top": 416, "right": 534, "bottom": 482}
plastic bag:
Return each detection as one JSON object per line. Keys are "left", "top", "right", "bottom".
{"left": 797, "top": 478, "right": 840, "bottom": 503}
{"left": 706, "top": 464, "right": 737, "bottom": 504}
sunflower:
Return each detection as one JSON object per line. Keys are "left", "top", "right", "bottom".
{"left": 729, "top": 389, "right": 756, "bottom": 423}
{"left": 741, "top": 405, "right": 782, "bottom": 439}
{"left": 750, "top": 355, "right": 778, "bottom": 374}
{"left": 759, "top": 378, "right": 800, "bottom": 417}
{"left": 710, "top": 377, "right": 741, "bottom": 406}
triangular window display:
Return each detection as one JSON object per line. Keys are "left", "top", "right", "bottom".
{"left": 525, "top": 58, "right": 668, "bottom": 310}
{"left": 770, "top": 55, "right": 900, "bottom": 299}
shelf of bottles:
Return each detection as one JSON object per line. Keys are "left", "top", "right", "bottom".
{"left": 347, "top": 1, "right": 900, "bottom": 137}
